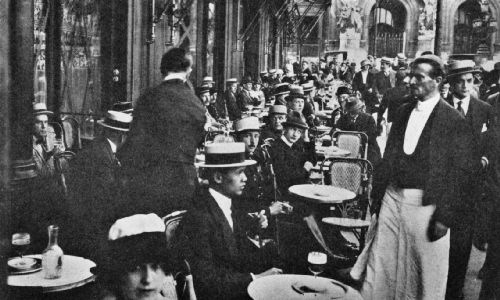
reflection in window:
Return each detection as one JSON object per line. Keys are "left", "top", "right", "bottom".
{"left": 60, "top": 0, "right": 102, "bottom": 138}
{"left": 34, "top": 0, "right": 47, "bottom": 104}
{"left": 206, "top": 2, "right": 215, "bottom": 78}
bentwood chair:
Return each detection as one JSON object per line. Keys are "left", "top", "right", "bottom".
{"left": 332, "top": 130, "right": 368, "bottom": 160}
{"left": 322, "top": 157, "right": 373, "bottom": 249}
{"left": 61, "top": 116, "right": 81, "bottom": 151}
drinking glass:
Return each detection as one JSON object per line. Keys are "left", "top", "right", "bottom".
{"left": 307, "top": 251, "right": 327, "bottom": 278}
{"left": 12, "top": 233, "right": 30, "bottom": 258}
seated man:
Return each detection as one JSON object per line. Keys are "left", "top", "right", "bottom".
{"left": 96, "top": 213, "right": 190, "bottom": 300}
{"left": 197, "top": 84, "right": 223, "bottom": 132}
{"left": 260, "top": 105, "right": 287, "bottom": 143}
{"left": 333, "top": 96, "right": 381, "bottom": 169}
{"left": 178, "top": 143, "right": 282, "bottom": 300}
{"left": 65, "top": 111, "right": 133, "bottom": 260}
{"left": 269, "top": 111, "right": 315, "bottom": 195}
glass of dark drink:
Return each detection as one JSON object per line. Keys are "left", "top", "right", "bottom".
{"left": 307, "top": 251, "right": 327, "bottom": 278}
{"left": 12, "top": 233, "right": 30, "bottom": 258}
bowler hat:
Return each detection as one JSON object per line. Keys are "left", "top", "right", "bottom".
{"left": 234, "top": 117, "right": 260, "bottom": 133}
{"left": 97, "top": 110, "right": 132, "bottom": 132}
{"left": 336, "top": 86, "right": 352, "bottom": 96}
{"left": 447, "top": 60, "right": 481, "bottom": 79}
{"left": 273, "top": 83, "right": 290, "bottom": 96}
{"left": 282, "top": 111, "right": 308, "bottom": 130}
{"left": 33, "top": 102, "right": 53, "bottom": 116}
{"left": 269, "top": 105, "right": 288, "bottom": 115}
{"left": 199, "top": 142, "right": 256, "bottom": 168}
{"left": 241, "top": 76, "right": 253, "bottom": 85}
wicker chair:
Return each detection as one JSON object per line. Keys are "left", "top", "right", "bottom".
{"left": 332, "top": 130, "right": 368, "bottom": 159}
{"left": 322, "top": 157, "right": 373, "bottom": 249}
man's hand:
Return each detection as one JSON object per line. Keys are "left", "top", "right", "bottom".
{"left": 269, "top": 202, "right": 284, "bottom": 216}
{"left": 427, "top": 220, "right": 448, "bottom": 242}
{"left": 254, "top": 267, "right": 283, "bottom": 280}
{"left": 249, "top": 210, "right": 268, "bottom": 229}
{"left": 304, "top": 161, "right": 314, "bottom": 172}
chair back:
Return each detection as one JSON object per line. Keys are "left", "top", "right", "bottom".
{"left": 329, "top": 160, "right": 362, "bottom": 194}
{"left": 162, "top": 210, "right": 187, "bottom": 245}
{"left": 332, "top": 130, "right": 368, "bottom": 159}
{"left": 61, "top": 116, "right": 81, "bottom": 150}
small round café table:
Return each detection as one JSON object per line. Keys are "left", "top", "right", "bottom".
{"left": 8, "top": 254, "right": 96, "bottom": 293}
{"left": 289, "top": 184, "right": 356, "bottom": 205}
{"left": 315, "top": 145, "right": 350, "bottom": 158}
{"left": 248, "top": 274, "right": 362, "bottom": 300}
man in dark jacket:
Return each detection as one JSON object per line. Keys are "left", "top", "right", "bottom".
{"left": 178, "top": 143, "right": 282, "bottom": 300}
{"left": 218, "top": 78, "right": 242, "bottom": 121}
{"left": 445, "top": 60, "right": 495, "bottom": 300}
{"left": 66, "top": 111, "right": 132, "bottom": 260}
{"left": 359, "top": 55, "right": 474, "bottom": 299}
{"left": 260, "top": 105, "right": 288, "bottom": 143}
{"left": 371, "top": 57, "right": 396, "bottom": 105}
{"left": 117, "top": 48, "right": 206, "bottom": 217}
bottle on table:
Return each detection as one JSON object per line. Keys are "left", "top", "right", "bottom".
{"left": 42, "top": 225, "right": 64, "bottom": 279}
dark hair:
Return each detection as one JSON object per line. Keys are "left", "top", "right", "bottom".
{"left": 160, "top": 48, "right": 192, "bottom": 75}
{"left": 411, "top": 56, "right": 444, "bottom": 79}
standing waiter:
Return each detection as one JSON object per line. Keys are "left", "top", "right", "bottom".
{"left": 118, "top": 48, "right": 206, "bottom": 216}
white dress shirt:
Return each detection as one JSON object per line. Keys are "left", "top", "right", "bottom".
{"left": 163, "top": 72, "right": 187, "bottom": 82}
{"left": 106, "top": 138, "right": 117, "bottom": 154}
{"left": 453, "top": 96, "right": 470, "bottom": 116}
{"left": 361, "top": 70, "right": 368, "bottom": 84}
{"left": 209, "top": 188, "right": 233, "bottom": 231}
{"left": 403, "top": 94, "right": 440, "bottom": 155}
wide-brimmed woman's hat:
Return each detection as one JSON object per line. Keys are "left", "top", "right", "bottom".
{"left": 199, "top": 142, "right": 256, "bottom": 168}
{"left": 286, "top": 85, "right": 306, "bottom": 101}
{"left": 33, "top": 102, "right": 53, "bottom": 116}
{"left": 112, "top": 102, "right": 134, "bottom": 114}
{"left": 360, "top": 59, "right": 372, "bottom": 68}
{"left": 447, "top": 60, "right": 481, "bottom": 79}
{"left": 234, "top": 117, "right": 260, "bottom": 133}
{"left": 282, "top": 111, "right": 308, "bottom": 130}
{"left": 273, "top": 83, "right": 290, "bottom": 96}
{"left": 97, "top": 110, "right": 133, "bottom": 132}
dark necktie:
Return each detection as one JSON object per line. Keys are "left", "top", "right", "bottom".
{"left": 457, "top": 101, "right": 466, "bottom": 117}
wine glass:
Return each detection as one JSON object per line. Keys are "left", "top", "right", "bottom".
{"left": 12, "top": 233, "right": 30, "bottom": 259}
{"left": 308, "top": 251, "right": 327, "bottom": 278}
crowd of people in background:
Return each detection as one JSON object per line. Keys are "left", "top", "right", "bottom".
{"left": 26, "top": 46, "right": 500, "bottom": 300}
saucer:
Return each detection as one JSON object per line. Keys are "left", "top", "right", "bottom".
{"left": 8, "top": 257, "right": 37, "bottom": 270}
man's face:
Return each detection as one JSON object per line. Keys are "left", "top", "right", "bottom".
{"left": 238, "top": 131, "right": 260, "bottom": 156}
{"left": 201, "top": 92, "right": 211, "bottom": 106}
{"left": 410, "top": 63, "right": 440, "bottom": 101}
{"left": 283, "top": 126, "right": 303, "bottom": 144}
{"left": 219, "top": 167, "right": 247, "bottom": 197}
{"left": 440, "top": 83, "right": 450, "bottom": 98}
{"left": 362, "top": 65, "right": 370, "bottom": 71}
{"left": 243, "top": 82, "right": 253, "bottom": 91}
{"left": 120, "top": 263, "right": 170, "bottom": 300}
{"left": 210, "top": 93, "right": 217, "bottom": 103}
{"left": 271, "top": 114, "right": 286, "bottom": 131}
{"left": 229, "top": 83, "right": 238, "bottom": 93}
{"left": 253, "top": 83, "right": 262, "bottom": 91}
{"left": 33, "top": 114, "right": 49, "bottom": 139}
{"left": 291, "top": 98, "right": 304, "bottom": 113}
{"left": 381, "top": 62, "right": 390, "bottom": 72}
{"left": 451, "top": 73, "right": 474, "bottom": 99}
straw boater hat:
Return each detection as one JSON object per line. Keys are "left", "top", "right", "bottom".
{"left": 301, "top": 81, "right": 315, "bottom": 93}
{"left": 199, "top": 142, "right": 256, "bottom": 168}
{"left": 112, "top": 102, "right": 133, "bottom": 114}
{"left": 226, "top": 78, "right": 238, "bottom": 84}
{"left": 33, "top": 102, "right": 53, "bottom": 116}
{"left": 273, "top": 83, "right": 290, "bottom": 96}
{"left": 260, "top": 71, "right": 268, "bottom": 77}
{"left": 447, "top": 60, "right": 481, "bottom": 79}
{"left": 197, "top": 84, "right": 211, "bottom": 95}
{"left": 97, "top": 110, "right": 133, "bottom": 132}
{"left": 269, "top": 69, "right": 277, "bottom": 75}
{"left": 269, "top": 105, "right": 288, "bottom": 115}
{"left": 234, "top": 117, "right": 260, "bottom": 133}
{"left": 282, "top": 111, "right": 308, "bottom": 130}
{"left": 202, "top": 76, "right": 214, "bottom": 84}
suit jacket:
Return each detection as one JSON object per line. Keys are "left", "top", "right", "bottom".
{"left": 65, "top": 137, "right": 122, "bottom": 259}
{"left": 237, "top": 89, "right": 255, "bottom": 111}
{"left": 372, "top": 70, "right": 396, "bottom": 97}
{"left": 177, "top": 188, "right": 257, "bottom": 300}
{"left": 377, "top": 86, "right": 412, "bottom": 125}
{"left": 352, "top": 71, "right": 375, "bottom": 94}
{"left": 219, "top": 89, "right": 241, "bottom": 121}
{"left": 117, "top": 79, "right": 206, "bottom": 215}
{"left": 335, "top": 112, "right": 382, "bottom": 168}
{"left": 372, "top": 99, "right": 475, "bottom": 228}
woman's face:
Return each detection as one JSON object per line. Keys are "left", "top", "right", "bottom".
{"left": 120, "top": 263, "right": 173, "bottom": 300}
{"left": 291, "top": 98, "right": 304, "bottom": 113}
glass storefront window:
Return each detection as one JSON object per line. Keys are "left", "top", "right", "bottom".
{"left": 34, "top": 0, "right": 47, "bottom": 104}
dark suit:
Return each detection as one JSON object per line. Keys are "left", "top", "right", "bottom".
{"left": 237, "top": 89, "right": 255, "bottom": 112}
{"left": 219, "top": 89, "right": 241, "bottom": 121}
{"left": 352, "top": 71, "right": 374, "bottom": 96}
{"left": 372, "top": 70, "right": 395, "bottom": 98}
{"left": 372, "top": 99, "right": 474, "bottom": 228}
{"left": 178, "top": 188, "right": 269, "bottom": 300}
{"left": 335, "top": 112, "right": 382, "bottom": 169}
{"left": 445, "top": 96, "right": 494, "bottom": 300}
{"left": 117, "top": 79, "right": 206, "bottom": 216}
{"left": 65, "top": 137, "right": 122, "bottom": 260}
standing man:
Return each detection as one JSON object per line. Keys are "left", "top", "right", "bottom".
{"left": 357, "top": 55, "right": 474, "bottom": 300}
{"left": 218, "top": 78, "right": 241, "bottom": 121}
{"left": 444, "top": 60, "right": 494, "bottom": 300}
{"left": 377, "top": 70, "right": 412, "bottom": 135}
{"left": 371, "top": 57, "right": 396, "bottom": 115}
{"left": 118, "top": 48, "right": 206, "bottom": 216}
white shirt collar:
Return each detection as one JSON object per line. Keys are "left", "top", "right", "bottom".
{"left": 209, "top": 188, "right": 233, "bottom": 230}
{"left": 106, "top": 138, "right": 117, "bottom": 153}
{"left": 453, "top": 95, "right": 470, "bottom": 114}
{"left": 163, "top": 72, "right": 187, "bottom": 82}
{"left": 415, "top": 93, "right": 440, "bottom": 112}
{"left": 281, "top": 135, "right": 294, "bottom": 148}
